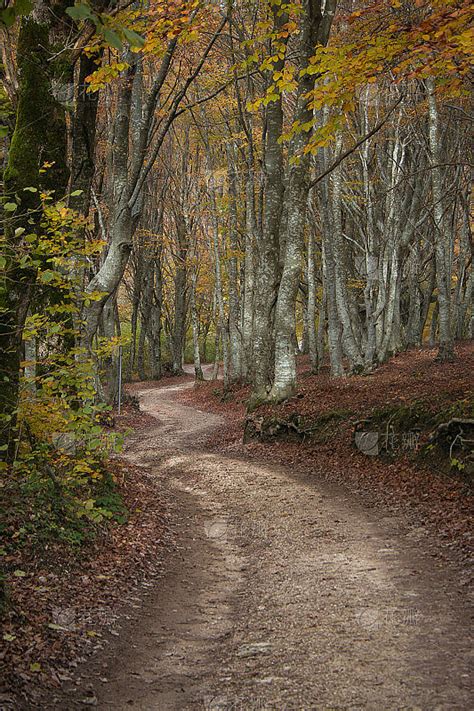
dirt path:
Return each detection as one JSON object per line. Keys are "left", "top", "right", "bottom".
{"left": 62, "top": 379, "right": 472, "bottom": 710}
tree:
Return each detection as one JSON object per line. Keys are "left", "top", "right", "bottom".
{"left": 1, "top": 0, "right": 70, "bottom": 456}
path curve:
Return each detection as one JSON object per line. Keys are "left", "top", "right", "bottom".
{"left": 64, "top": 378, "right": 472, "bottom": 710}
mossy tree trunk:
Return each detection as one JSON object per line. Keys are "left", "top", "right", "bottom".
{"left": 1, "top": 4, "right": 69, "bottom": 459}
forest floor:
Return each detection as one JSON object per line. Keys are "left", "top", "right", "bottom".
{"left": 3, "top": 349, "right": 473, "bottom": 709}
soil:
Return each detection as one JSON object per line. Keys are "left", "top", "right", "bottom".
{"left": 56, "top": 372, "right": 473, "bottom": 710}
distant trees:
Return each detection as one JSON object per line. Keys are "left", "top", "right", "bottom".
{"left": 119, "top": 0, "right": 472, "bottom": 399}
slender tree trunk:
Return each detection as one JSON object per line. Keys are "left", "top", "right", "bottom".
{"left": 316, "top": 129, "right": 344, "bottom": 376}
{"left": 226, "top": 143, "right": 242, "bottom": 381}
{"left": 331, "top": 136, "right": 364, "bottom": 370}
{"left": 242, "top": 138, "right": 257, "bottom": 380}
{"left": 128, "top": 295, "right": 139, "bottom": 380}
{"left": 429, "top": 302, "right": 439, "bottom": 347}
{"left": 171, "top": 258, "right": 187, "bottom": 375}
{"left": 307, "top": 229, "right": 318, "bottom": 372}
{"left": 191, "top": 272, "right": 204, "bottom": 381}
{"left": 427, "top": 79, "right": 454, "bottom": 361}
{"left": 151, "top": 248, "right": 163, "bottom": 380}
{"left": 322, "top": 236, "right": 344, "bottom": 376}
{"left": 211, "top": 215, "right": 230, "bottom": 387}
{"left": 419, "top": 258, "right": 436, "bottom": 344}
{"left": 102, "top": 295, "right": 119, "bottom": 400}
{"left": 23, "top": 330, "right": 36, "bottom": 394}
{"left": 361, "top": 93, "right": 379, "bottom": 367}
{"left": 316, "top": 287, "right": 326, "bottom": 367}
{"left": 137, "top": 319, "right": 147, "bottom": 381}
{"left": 300, "top": 285, "right": 309, "bottom": 355}
{"left": 212, "top": 326, "right": 221, "bottom": 381}
{"left": 378, "top": 246, "right": 401, "bottom": 362}
{"left": 456, "top": 192, "right": 472, "bottom": 339}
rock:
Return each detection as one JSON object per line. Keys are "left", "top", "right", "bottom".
{"left": 81, "top": 695, "right": 98, "bottom": 706}
{"left": 237, "top": 642, "right": 272, "bottom": 657}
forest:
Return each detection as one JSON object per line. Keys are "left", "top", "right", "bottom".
{"left": 0, "top": 0, "right": 473, "bottom": 709}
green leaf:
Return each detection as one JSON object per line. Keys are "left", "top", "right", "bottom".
{"left": 0, "top": 257, "right": 6, "bottom": 270}
{"left": 23, "top": 186, "right": 38, "bottom": 192}
{"left": 14, "top": 227, "right": 25, "bottom": 237}
{"left": 3, "top": 633, "right": 16, "bottom": 642}
{"left": 103, "top": 28, "right": 122, "bottom": 50}
{"left": 30, "top": 662, "right": 41, "bottom": 673}
{"left": 39, "top": 271, "right": 55, "bottom": 283}
{"left": 122, "top": 28, "right": 145, "bottom": 48}
{"left": 70, "top": 189, "right": 84, "bottom": 197}
{"left": 13, "top": 569, "right": 26, "bottom": 577}
{"left": 66, "top": 3, "right": 94, "bottom": 22}
{"left": 3, "top": 202, "right": 17, "bottom": 212}
{"left": 0, "top": 125, "right": 8, "bottom": 138}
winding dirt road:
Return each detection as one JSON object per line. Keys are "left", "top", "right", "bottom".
{"left": 64, "top": 378, "right": 472, "bottom": 710}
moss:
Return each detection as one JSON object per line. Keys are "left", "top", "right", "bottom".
{"left": 368, "top": 401, "right": 436, "bottom": 432}
{"left": 368, "top": 396, "right": 474, "bottom": 433}
{"left": 304, "top": 409, "right": 354, "bottom": 443}
{"left": 4, "top": 18, "right": 69, "bottom": 204}
{"left": 244, "top": 408, "right": 354, "bottom": 444}
{"left": 1, "top": 17, "right": 69, "bottom": 456}
{"left": 359, "top": 397, "right": 474, "bottom": 481}
{"left": 4, "top": 21, "right": 48, "bottom": 202}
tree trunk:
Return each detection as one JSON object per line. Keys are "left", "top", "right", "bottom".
{"left": 427, "top": 79, "right": 454, "bottom": 361}
{"left": 1, "top": 8, "right": 69, "bottom": 457}
{"left": 137, "top": 318, "right": 147, "bottom": 381}
{"left": 226, "top": 143, "right": 242, "bottom": 382}
{"left": 82, "top": 62, "right": 136, "bottom": 351}
{"left": 102, "top": 295, "right": 119, "bottom": 401}
{"left": 211, "top": 214, "right": 230, "bottom": 387}
{"left": 270, "top": 0, "right": 336, "bottom": 402}
{"left": 249, "top": 4, "right": 288, "bottom": 405}
{"left": 150, "top": 248, "right": 163, "bottom": 380}
{"left": 331, "top": 136, "right": 364, "bottom": 371}
{"left": 69, "top": 51, "right": 101, "bottom": 216}
{"left": 171, "top": 256, "right": 187, "bottom": 375}
{"left": 191, "top": 272, "right": 204, "bottom": 381}
{"left": 241, "top": 136, "right": 257, "bottom": 380}
{"left": 429, "top": 302, "right": 439, "bottom": 348}
{"left": 307, "top": 229, "right": 318, "bottom": 372}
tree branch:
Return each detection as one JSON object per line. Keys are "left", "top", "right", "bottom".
{"left": 308, "top": 95, "right": 404, "bottom": 191}
{"left": 129, "top": 14, "right": 229, "bottom": 209}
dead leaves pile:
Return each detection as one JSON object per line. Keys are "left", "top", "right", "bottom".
{"left": 1, "top": 456, "right": 172, "bottom": 709}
